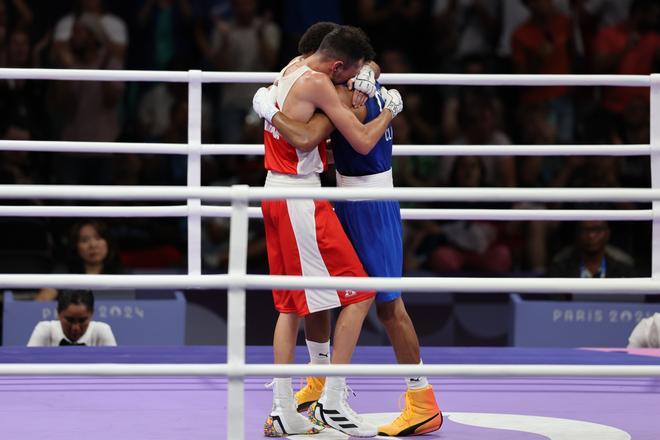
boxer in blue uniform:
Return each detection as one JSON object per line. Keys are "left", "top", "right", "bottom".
{"left": 331, "top": 85, "right": 402, "bottom": 301}
{"left": 252, "top": 28, "right": 442, "bottom": 433}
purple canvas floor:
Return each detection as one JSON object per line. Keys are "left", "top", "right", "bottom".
{"left": 1, "top": 347, "right": 659, "bottom": 439}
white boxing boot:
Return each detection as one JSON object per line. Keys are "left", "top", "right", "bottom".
{"left": 264, "top": 378, "right": 324, "bottom": 437}
{"left": 312, "top": 377, "right": 377, "bottom": 438}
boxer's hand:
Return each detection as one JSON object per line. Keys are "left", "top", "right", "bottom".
{"left": 381, "top": 87, "right": 403, "bottom": 118}
{"left": 252, "top": 86, "right": 278, "bottom": 123}
{"left": 352, "top": 64, "right": 376, "bottom": 98}
{"left": 348, "top": 78, "right": 369, "bottom": 108}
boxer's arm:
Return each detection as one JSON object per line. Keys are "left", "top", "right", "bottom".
{"left": 307, "top": 73, "right": 395, "bottom": 155}
{"left": 271, "top": 112, "right": 334, "bottom": 151}
{"left": 271, "top": 85, "right": 367, "bottom": 150}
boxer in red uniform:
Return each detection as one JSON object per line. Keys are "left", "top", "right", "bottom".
{"left": 260, "top": 25, "right": 403, "bottom": 438}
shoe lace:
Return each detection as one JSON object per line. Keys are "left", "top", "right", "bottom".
{"left": 340, "top": 385, "right": 363, "bottom": 422}
{"left": 393, "top": 392, "right": 413, "bottom": 424}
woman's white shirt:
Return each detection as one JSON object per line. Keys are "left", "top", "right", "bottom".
{"left": 27, "top": 320, "right": 117, "bottom": 347}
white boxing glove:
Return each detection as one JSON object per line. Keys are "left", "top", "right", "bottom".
{"left": 381, "top": 86, "right": 403, "bottom": 118}
{"left": 352, "top": 64, "right": 376, "bottom": 98}
{"left": 252, "top": 86, "right": 279, "bottom": 123}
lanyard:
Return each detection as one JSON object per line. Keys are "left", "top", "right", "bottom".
{"left": 580, "top": 256, "right": 607, "bottom": 278}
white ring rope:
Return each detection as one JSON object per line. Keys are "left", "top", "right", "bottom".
{"left": 1, "top": 185, "right": 659, "bottom": 203}
{"left": 0, "top": 363, "right": 657, "bottom": 377}
{"left": 3, "top": 68, "right": 658, "bottom": 440}
{"left": 0, "top": 205, "right": 651, "bottom": 221}
{"left": 0, "top": 140, "right": 192, "bottom": 154}
{"left": 0, "top": 68, "right": 650, "bottom": 87}
{"left": 0, "top": 140, "right": 650, "bottom": 156}
{"left": 0, "top": 273, "right": 658, "bottom": 294}
{"left": 0, "top": 205, "right": 190, "bottom": 217}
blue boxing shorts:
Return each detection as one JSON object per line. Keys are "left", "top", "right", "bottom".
{"left": 334, "top": 199, "right": 403, "bottom": 303}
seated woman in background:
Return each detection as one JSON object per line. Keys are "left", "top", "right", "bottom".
{"left": 34, "top": 219, "right": 124, "bottom": 301}
{"left": 27, "top": 290, "right": 117, "bottom": 346}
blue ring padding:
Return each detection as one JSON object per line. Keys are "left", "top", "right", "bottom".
{"left": 0, "top": 346, "right": 659, "bottom": 365}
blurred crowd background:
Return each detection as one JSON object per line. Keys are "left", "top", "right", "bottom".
{"left": 1, "top": 0, "right": 659, "bottom": 344}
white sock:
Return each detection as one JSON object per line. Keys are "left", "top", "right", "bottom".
{"left": 273, "top": 377, "right": 294, "bottom": 400}
{"left": 325, "top": 376, "right": 346, "bottom": 390}
{"left": 306, "top": 339, "right": 331, "bottom": 365}
{"left": 406, "top": 361, "right": 429, "bottom": 390}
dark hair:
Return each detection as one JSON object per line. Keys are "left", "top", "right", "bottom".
{"left": 68, "top": 219, "right": 123, "bottom": 274}
{"left": 317, "top": 25, "right": 375, "bottom": 66}
{"left": 298, "top": 22, "right": 339, "bottom": 55}
{"left": 57, "top": 289, "right": 94, "bottom": 313}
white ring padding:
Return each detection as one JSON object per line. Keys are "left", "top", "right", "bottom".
{"left": 0, "top": 205, "right": 190, "bottom": 217}
{"left": 0, "top": 68, "right": 650, "bottom": 87}
{"left": 0, "top": 205, "right": 651, "bottom": 221}
{"left": 3, "top": 185, "right": 660, "bottom": 203}
{"left": 0, "top": 141, "right": 649, "bottom": 156}
{"left": 377, "top": 73, "right": 650, "bottom": 87}
{"left": 0, "top": 363, "right": 657, "bottom": 377}
{"left": 388, "top": 144, "right": 650, "bottom": 156}
{"left": 0, "top": 140, "right": 192, "bottom": 154}
{"left": 397, "top": 208, "right": 652, "bottom": 221}
{"left": 0, "top": 273, "right": 659, "bottom": 294}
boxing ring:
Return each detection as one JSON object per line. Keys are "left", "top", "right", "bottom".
{"left": 1, "top": 68, "right": 660, "bottom": 439}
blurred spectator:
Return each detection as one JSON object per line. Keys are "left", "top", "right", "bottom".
{"left": 627, "top": 313, "right": 660, "bottom": 348}
{"left": 0, "top": 29, "right": 49, "bottom": 142}
{"left": 137, "top": 80, "right": 187, "bottom": 141}
{"left": 607, "top": 97, "right": 651, "bottom": 189}
{"left": 546, "top": 220, "right": 636, "bottom": 278}
{"left": 114, "top": 218, "right": 184, "bottom": 271}
{"left": 572, "top": 0, "right": 633, "bottom": 58}
{"left": 27, "top": 290, "right": 117, "bottom": 346}
{"left": 192, "top": 0, "right": 233, "bottom": 29}
{"left": 51, "top": 0, "right": 127, "bottom": 66}
{"left": 279, "top": 0, "right": 342, "bottom": 62}
{"left": 378, "top": 48, "right": 436, "bottom": 144}
{"left": 593, "top": 0, "right": 660, "bottom": 120}
{"left": 136, "top": 0, "right": 193, "bottom": 70}
{"left": 197, "top": 0, "right": 280, "bottom": 143}
{"left": 0, "top": 136, "right": 33, "bottom": 184}
{"left": 47, "top": 3, "right": 127, "bottom": 185}
{"left": 405, "top": 156, "right": 512, "bottom": 274}
{"left": 392, "top": 103, "right": 439, "bottom": 189}
{"left": 202, "top": 216, "right": 267, "bottom": 273}
{"left": 35, "top": 219, "right": 124, "bottom": 301}
{"left": 470, "top": 104, "right": 554, "bottom": 274}
{"left": 498, "top": 0, "right": 571, "bottom": 59}
{"left": 355, "top": 0, "right": 431, "bottom": 69}
{"left": 552, "top": 155, "right": 635, "bottom": 210}
{"left": 433, "top": 0, "right": 499, "bottom": 70}
{"left": 0, "top": 35, "right": 48, "bottom": 196}
{"left": 0, "top": 0, "right": 33, "bottom": 67}
{"left": 118, "top": 89, "right": 194, "bottom": 189}
{"left": 202, "top": 217, "right": 230, "bottom": 271}
{"left": 512, "top": 0, "right": 576, "bottom": 143}
{"left": 576, "top": 0, "right": 633, "bottom": 27}
{"left": 440, "top": 94, "right": 515, "bottom": 187}
{"left": 141, "top": 95, "right": 188, "bottom": 185}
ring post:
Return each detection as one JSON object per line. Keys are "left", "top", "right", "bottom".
{"left": 651, "top": 74, "right": 660, "bottom": 280}
{"left": 187, "top": 70, "right": 203, "bottom": 276}
{"left": 227, "top": 184, "right": 249, "bottom": 440}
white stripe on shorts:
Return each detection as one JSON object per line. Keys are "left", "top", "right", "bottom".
{"left": 286, "top": 199, "right": 341, "bottom": 313}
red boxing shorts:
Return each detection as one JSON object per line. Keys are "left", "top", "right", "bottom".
{"left": 262, "top": 172, "right": 375, "bottom": 317}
